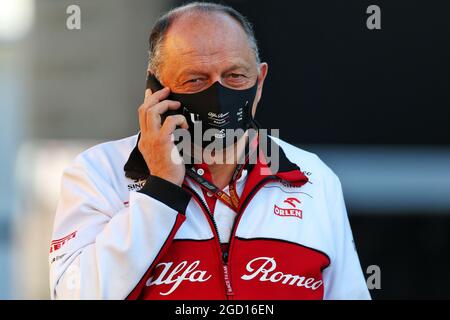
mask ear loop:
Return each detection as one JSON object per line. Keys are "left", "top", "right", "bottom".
{"left": 245, "top": 91, "right": 260, "bottom": 132}
{"left": 240, "top": 104, "right": 260, "bottom": 168}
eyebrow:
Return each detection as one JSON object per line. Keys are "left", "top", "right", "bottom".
{"left": 222, "top": 64, "right": 251, "bottom": 74}
{"left": 177, "top": 63, "right": 252, "bottom": 79}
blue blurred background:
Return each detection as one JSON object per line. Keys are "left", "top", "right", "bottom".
{"left": 0, "top": 0, "right": 449, "bottom": 299}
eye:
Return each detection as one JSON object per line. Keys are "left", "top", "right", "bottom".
{"left": 229, "top": 73, "right": 246, "bottom": 79}
{"left": 185, "top": 78, "right": 201, "bottom": 84}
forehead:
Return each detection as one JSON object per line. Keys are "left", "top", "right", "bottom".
{"left": 162, "top": 12, "right": 255, "bottom": 74}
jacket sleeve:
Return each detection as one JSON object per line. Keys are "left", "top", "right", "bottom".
{"left": 49, "top": 153, "right": 191, "bottom": 300}
{"left": 322, "top": 174, "right": 372, "bottom": 300}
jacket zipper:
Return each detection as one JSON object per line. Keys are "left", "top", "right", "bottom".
{"left": 182, "top": 184, "right": 234, "bottom": 297}
{"left": 183, "top": 175, "right": 280, "bottom": 299}
{"left": 224, "top": 176, "right": 278, "bottom": 299}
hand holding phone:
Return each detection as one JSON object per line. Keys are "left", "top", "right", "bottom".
{"left": 137, "top": 74, "right": 188, "bottom": 186}
{"left": 146, "top": 74, "right": 182, "bottom": 125}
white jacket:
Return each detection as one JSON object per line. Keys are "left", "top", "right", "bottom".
{"left": 49, "top": 134, "right": 371, "bottom": 300}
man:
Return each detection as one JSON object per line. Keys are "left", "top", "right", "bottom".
{"left": 49, "top": 2, "right": 370, "bottom": 300}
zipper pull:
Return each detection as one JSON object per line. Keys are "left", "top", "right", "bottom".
{"left": 222, "top": 251, "right": 228, "bottom": 263}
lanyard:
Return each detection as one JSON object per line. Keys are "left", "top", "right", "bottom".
{"left": 185, "top": 138, "right": 256, "bottom": 212}
{"left": 186, "top": 158, "right": 248, "bottom": 212}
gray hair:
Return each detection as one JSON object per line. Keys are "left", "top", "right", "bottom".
{"left": 148, "top": 2, "right": 261, "bottom": 78}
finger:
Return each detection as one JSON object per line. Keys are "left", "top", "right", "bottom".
{"left": 144, "top": 86, "right": 170, "bottom": 106}
{"left": 146, "top": 100, "right": 182, "bottom": 132}
{"left": 140, "top": 87, "right": 170, "bottom": 118}
{"left": 138, "top": 104, "right": 147, "bottom": 133}
{"left": 160, "top": 115, "right": 189, "bottom": 137}
{"left": 150, "top": 100, "right": 181, "bottom": 116}
{"left": 179, "top": 118, "right": 189, "bottom": 130}
{"left": 144, "top": 88, "right": 152, "bottom": 100}
{"left": 139, "top": 88, "right": 172, "bottom": 132}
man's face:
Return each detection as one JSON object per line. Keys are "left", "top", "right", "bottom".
{"left": 152, "top": 11, "right": 268, "bottom": 117}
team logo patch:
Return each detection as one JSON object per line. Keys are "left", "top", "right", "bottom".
{"left": 146, "top": 256, "right": 322, "bottom": 296}
{"left": 241, "top": 257, "right": 323, "bottom": 290}
{"left": 127, "top": 179, "right": 147, "bottom": 192}
{"left": 50, "top": 231, "right": 77, "bottom": 253}
{"left": 146, "top": 260, "right": 211, "bottom": 296}
{"left": 274, "top": 197, "right": 303, "bottom": 219}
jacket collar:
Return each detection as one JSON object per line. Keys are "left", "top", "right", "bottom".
{"left": 123, "top": 134, "right": 149, "bottom": 181}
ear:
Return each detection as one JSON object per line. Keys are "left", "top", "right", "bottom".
{"left": 252, "top": 62, "right": 269, "bottom": 116}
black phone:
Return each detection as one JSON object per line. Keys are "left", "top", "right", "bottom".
{"left": 146, "top": 74, "right": 181, "bottom": 124}
{"left": 145, "top": 74, "right": 186, "bottom": 159}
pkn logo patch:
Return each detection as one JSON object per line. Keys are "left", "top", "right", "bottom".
{"left": 274, "top": 197, "right": 303, "bottom": 219}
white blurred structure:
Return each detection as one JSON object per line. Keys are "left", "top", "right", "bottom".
{"left": 11, "top": 140, "right": 97, "bottom": 299}
{"left": 1, "top": 0, "right": 169, "bottom": 299}
{"left": 0, "top": 0, "right": 35, "bottom": 300}
{"left": 305, "top": 145, "right": 450, "bottom": 213}
{"left": 0, "top": 0, "right": 34, "bottom": 42}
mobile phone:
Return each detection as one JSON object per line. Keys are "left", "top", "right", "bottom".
{"left": 146, "top": 73, "right": 181, "bottom": 124}
{"left": 145, "top": 74, "right": 186, "bottom": 158}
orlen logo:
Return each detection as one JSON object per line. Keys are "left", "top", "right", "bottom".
{"left": 274, "top": 197, "right": 302, "bottom": 219}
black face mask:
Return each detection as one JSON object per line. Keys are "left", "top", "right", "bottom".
{"left": 146, "top": 74, "right": 258, "bottom": 148}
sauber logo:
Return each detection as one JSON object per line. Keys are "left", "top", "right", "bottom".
{"left": 146, "top": 260, "right": 211, "bottom": 296}
{"left": 50, "top": 231, "right": 77, "bottom": 253}
{"left": 274, "top": 197, "right": 303, "bottom": 219}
